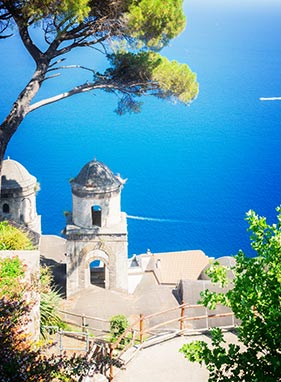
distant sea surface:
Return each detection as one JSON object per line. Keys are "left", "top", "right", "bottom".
{"left": 1, "top": 0, "right": 281, "bottom": 258}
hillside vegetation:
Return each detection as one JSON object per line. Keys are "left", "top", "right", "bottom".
{"left": 0, "top": 221, "right": 33, "bottom": 250}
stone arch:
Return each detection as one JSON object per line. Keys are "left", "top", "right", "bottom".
{"left": 87, "top": 250, "right": 108, "bottom": 289}
{"left": 84, "top": 249, "right": 110, "bottom": 269}
{"left": 80, "top": 245, "right": 112, "bottom": 289}
{"left": 80, "top": 242, "right": 112, "bottom": 258}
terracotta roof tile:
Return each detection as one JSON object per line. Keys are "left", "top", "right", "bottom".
{"left": 149, "top": 250, "right": 210, "bottom": 284}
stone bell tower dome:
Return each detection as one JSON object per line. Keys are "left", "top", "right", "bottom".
{"left": 71, "top": 159, "right": 123, "bottom": 228}
{"left": 65, "top": 159, "right": 128, "bottom": 297}
{"left": 0, "top": 158, "right": 41, "bottom": 234}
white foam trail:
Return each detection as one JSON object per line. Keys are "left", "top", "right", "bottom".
{"left": 127, "top": 214, "right": 184, "bottom": 223}
{"left": 260, "top": 97, "right": 281, "bottom": 101}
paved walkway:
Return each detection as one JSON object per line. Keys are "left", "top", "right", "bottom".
{"left": 114, "top": 334, "right": 209, "bottom": 382}
{"left": 113, "top": 330, "right": 240, "bottom": 382}
{"left": 60, "top": 273, "right": 180, "bottom": 331}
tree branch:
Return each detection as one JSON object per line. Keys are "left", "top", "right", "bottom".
{"left": 10, "top": 16, "right": 43, "bottom": 62}
{"left": 48, "top": 58, "right": 66, "bottom": 68}
{"left": 47, "top": 64, "right": 97, "bottom": 75}
{"left": 29, "top": 80, "right": 154, "bottom": 112}
{"left": 54, "top": 34, "right": 109, "bottom": 57}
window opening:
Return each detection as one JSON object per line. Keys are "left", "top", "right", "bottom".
{"left": 92, "top": 205, "right": 102, "bottom": 227}
{"left": 130, "top": 255, "right": 140, "bottom": 268}
{"left": 2, "top": 203, "right": 9, "bottom": 214}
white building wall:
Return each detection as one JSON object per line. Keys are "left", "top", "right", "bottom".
{"left": 104, "top": 192, "right": 121, "bottom": 226}
{"left": 72, "top": 191, "right": 121, "bottom": 228}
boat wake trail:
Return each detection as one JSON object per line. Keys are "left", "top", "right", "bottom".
{"left": 127, "top": 215, "right": 185, "bottom": 223}
{"left": 260, "top": 97, "right": 281, "bottom": 101}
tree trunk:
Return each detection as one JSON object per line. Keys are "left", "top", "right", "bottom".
{"left": 0, "top": 61, "right": 49, "bottom": 195}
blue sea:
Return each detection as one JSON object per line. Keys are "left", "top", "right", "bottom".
{"left": 1, "top": 0, "right": 281, "bottom": 258}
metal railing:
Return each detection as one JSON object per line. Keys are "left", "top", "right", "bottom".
{"left": 58, "top": 309, "right": 110, "bottom": 338}
{"left": 44, "top": 325, "right": 92, "bottom": 354}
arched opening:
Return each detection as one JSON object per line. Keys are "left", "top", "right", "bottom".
{"left": 92, "top": 205, "right": 102, "bottom": 227}
{"left": 90, "top": 259, "right": 105, "bottom": 288}
{"left": 2, "top": 203, "right": 9, "bottom": 214}
{"left": 82, "top": 248, "right": 110, "bottom": 290}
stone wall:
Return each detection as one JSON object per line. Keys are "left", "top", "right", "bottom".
{"left": 66, "top": 235, "right": 128, "bottom": 297}
{"left": 72, "top": 189, "right": 121, "bottom": 228}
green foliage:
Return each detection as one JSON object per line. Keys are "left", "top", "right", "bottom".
{"left": 0, "top": 257, "right": 66, "bottom": 336}
{"left": 0, "top": 221, "right": 33, "bottom": 250}
{"left": 109, "top": 314, "right": 129, "bottom": 345}
{"left": 106, "top": 51, "right": 198, "bottom": 114}
{"left": 40, "top": 266, "right": 67, "bottom": 337}
{"left": 180, "top": 340, "right": 209, "bottom": 364}
{"left": 204, "top": 260, "right": 230, "bottom": 287}
{"left": 180, "top": 327, "right": 242, "bottom": 381}
{"left": 0, "top": 294, "right": 90, "bottom": 381}
{"left": 198, "top": 260, "right": 231, "bottom": 310}
{"left": 199, "top": 288, "right": 230, "bottom": 311}
{"left": 180, "top": 207, "right": 281, "bottom": 382}
{"left": 19, "top": 0, "right": 185, "bottom": 47}
{"left": 0, "top": 256, "right": 25, "bottom": 280}
{"left": 0, "top": 260, "right": 113, "bottom": 380}
{"left": 22, "top": 0, "right": 90, "bottom": 23}
{"left": 0, "top": 256, "right": 25, "bottom": 297}
{"left": 152, "top": 55, "right": 198, "bottom": 103}
{"left": 127, "top": 0, "right": 186, "bottom": 48}
{"left": 110, "top": 314, "right": 129, "bottom": 338}
{"left": 0, "top": 0, "right": 198, "bottom": 117}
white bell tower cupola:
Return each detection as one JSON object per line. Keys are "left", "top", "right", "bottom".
{"left": 65, "top": 159, "right": 128, "bottom": 297}
{"left": 71, "top": 159, "right": 124, "bottom": 229}
{"left": 0, "top": 158, "right": 41, "bottom": 234}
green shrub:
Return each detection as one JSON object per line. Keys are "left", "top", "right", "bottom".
{"left": 40, "top": 266, "right": 67, "bottom": 337}
{"left": 0, "top": 221, "right": 33, "bottom": 250}
{"left": 0, "top": 256, "right": 26, "bottom": 297}
{"left": 109, "top": 314, "right": 130, "bottom": 347}
{"left": 0, "top": 293, "right": 90, "bottom": 382}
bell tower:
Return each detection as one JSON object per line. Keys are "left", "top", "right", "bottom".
{"left": 65, "top": 159, "right": 128, "bottom": 297}
{"left": 0, "top": 158, "right": 41, "bottom": 234}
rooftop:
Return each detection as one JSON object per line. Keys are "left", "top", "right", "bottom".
{"left": 146, "top": 250, "right": 210, "bottom": 284}
{"left": 71, "top": 159, "right": 123, "bottom": 194}
{"left": 1, "top": 158, "right": 36, "bottom": 190}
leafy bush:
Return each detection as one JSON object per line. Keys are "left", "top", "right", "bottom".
{"left": 0, "top": 259, "right": 92, "bottom": 381}
{"left": 0, "top": 256, "right": 26, "bottom": 297}
{"left": 40, "top": 266, "right": 67, "bottom": 337}
{"left": 0, "top": 294, "right": 89, "bottom": 382}
{"left": 180, "top": 207, "right": 281, "bottom": 381}
{"left": 0, "top": 221, "right": 33, "bottom": 250}
{"left": 109, "top": 314, "right": 130, "bottom": 347}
